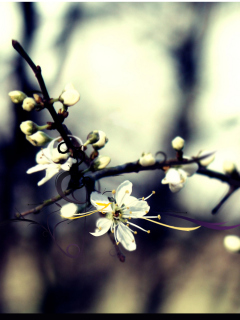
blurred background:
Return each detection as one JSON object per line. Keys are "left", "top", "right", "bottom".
{"left": 0, "top": 1, "right": 240, "bottom": 313}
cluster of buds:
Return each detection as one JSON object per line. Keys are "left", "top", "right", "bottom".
{"left": 8, "top": 90, "right": 41, "bottom": 112}
{"left": 19, "top": 120, "right": 53, "bottom": 147}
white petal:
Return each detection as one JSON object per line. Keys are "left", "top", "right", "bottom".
{"left": 90, "top": 218, "right": 112, "bottom": 236}
{"left": 37, "top": 166, "right": 60, "bottom": 186}
{"left": 161, "top": 168, "right": 181, "bottom": 185}
{"left": 90, "top": 192, "right": 112, "bottom": 212}
{"left": 124, "top": 195, "right": 139, "bottom": 206}
{"left": 123, "top": 200, "right": 150, "bottom": 218}
{"left": 115, "top": 180, "right": 133, "bottom": 206}
{"left": 181, "top": 162, "right": 198, "bottom": 177}
{"left": 116, "top": 224, "right": 136, "bottom": 251}
{"left": 169, "top": 183, "right": 184, "bottom": 193}
{"left": 27, "top": 164, "right": 49, "bottom": 174}
{"left": 36, "top": 149, "right": 51, "bottom": 164}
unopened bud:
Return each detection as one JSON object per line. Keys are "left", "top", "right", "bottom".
{"left": 8, "top": 91, "right": 27, "bottom": 104}
{"left": 172, "top": 136, "right": 185, "bottom": 151}
{"left": 22, "top": 97, "right": 36, "bottom": 112}
{"left": 20, "top": 121, "right": 39, "bottom": 136}
{"left": 198, "top": 150, "right": 215, "bottom": 167}
{"left": 84, "top": 130, "right": 108, "bottom": 150}
{"left": 139, "top": 152, "right": 156, "bottom": 166}
{"left": 33, "top": 94, "right": 43, "bottom": 104}
{"left": 223, "top": 160, "right": 236, "bottom": 174}
{"left": 59, "top": 83, "right": 80, "bottom": 106}
{"left": 60, "top": 203, "right": 79, "bottom": 218}
{"left": 223, "top": 235, "right": 240, "bottom": 253}
{"left": 92, "top": 155, "right": 111, "bottom": 170}
{"left": 26, "top": 131, "right": 53, "bottom": 147}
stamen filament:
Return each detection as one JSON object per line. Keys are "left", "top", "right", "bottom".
{"left": 139, "top": 217, "right": 201, "bottom": 231}
{"left": 127, "top": 221, "right": 149, "bottom": 233}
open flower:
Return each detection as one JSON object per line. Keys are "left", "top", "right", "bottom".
{"left": 27, "top": 145, "right": 76, "bottom": 186}
{"left": 90, "top": 180, "right": 156, "bottom": 251}
{"left": 161, "top": 161, "right": 198, "bottom": 193}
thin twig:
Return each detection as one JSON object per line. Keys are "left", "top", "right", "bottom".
{"left": 17, "top": 188, "right": 74, "bottom": 217}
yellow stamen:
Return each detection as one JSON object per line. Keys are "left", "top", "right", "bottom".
{"left": 152, "top": 191, "right": 155, "bottom": 194}
{"left": 116, "top": 242, "right": 119, "bottom": 245}
{"left": 142, "top": 197, "right": 145, "bottom": 200}
{"left": 125, "top": 190, "right": 129, "bottom": 193}
{"left": 132, "top": 239, "right": 135, "bottom": 243}
{"left": 130, "top": 211, "right": 132, "bottom": 214}
{"left": 112, "top": 190, "right": 116, "bottom": 194}
{"left": 127, "top": 207, "right": 129, "bottom": 209}
{"left": 111, "top": 229, "right": 114, "bottom": 233}
{"left": 134, "top": 231, "right": 137, "bottom": 234}
{"left": 140, "top": 217, "right": 201, "bottom": 231}
{"left": 145, "top": 210, "right": 148, "bottom": 213}
{"left": 147, "top": 230, "right": 150, "bottom": 234}
{"left": 66, "top": 202, "right": 111, "bottom": 220}
{"left": 158, "top": 215, "right": 161, "bottom": 220}
{"left": 128, "top": 217, "right": 131, "bottom": 220}
{"left": 119, "top": 214, "right": 122, "bottom": 217}
{"left": 99, "top": 227, "right": 102, "bottom": 230}
{"left": 127, "top": 224, "right": 129, "bottom": 227}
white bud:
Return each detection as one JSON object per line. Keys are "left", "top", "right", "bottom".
{"left": 92, "top": 155, "right": 111, "bottom": 170}
{"left": 8, "top": 91, "right": 27, "bottom": 104}
{"left": 223, "top": 160, "right": 236, "bottom": 174}
{"left": 60, "top": 203, "right": 79, "bottom": 218}
{"left": 26, "top": 131, "right": 53, "bottom": 147}
{"left": 171, "top": 136, "right": 185, "bottom": 151}
{"left": 139, "top": 153, "right": 156, "bottom": 166}
{"left": 198, "top": 150, "right": 215, "bottom": 167}
{"left": 20, "top": 121, "right": 39, "bottom": 136}
{"left": 22, "top": 97, "right": 36, "bottom": 111}
{"left": 84, "top": 130, "right": 108, "bottom": 150}
{"left": 223, "top": 235, "right": 240, "bottom": 253}
{"left": 60, "top": 83, "right": 80, "bottom": 106}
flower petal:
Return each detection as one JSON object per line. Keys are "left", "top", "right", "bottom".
{"left": 37, "top": 165, "right": 60, "bottom": 186}
{"left": 181, "top": 162, "right": 198, "bottom": 177}
{"left": 116, "top": 224, "right": 136, "bottom": 251}
{"left": 27, "top": 164, "right": 49, "bottom": 174}
{"left": 161, "top": 168, "right": 181, "bottom": 185}
{"left": 115, "top": 180, "right": 133, "bottom": 206}
{"left": 169, "top": 183, "right": 184, "bottom": 193}
{"left": 123, "top": 200, "right": 150, "bottom": 218}
{"left": 90, "top": 218, "right": 112, "bottom": 236}
{"left": 90, "top": 192, "right": 112, "bottom": 212}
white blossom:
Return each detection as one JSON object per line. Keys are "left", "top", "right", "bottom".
{"left": 223, "top": 160, "right": 236, "bottom": 174}
{"left": 171, "top": 136, "right": 185, "bottom": 151}
{"left": 139, "top": 152, "right": 156, "bottom": 166}
{"left": 198, "top": 150, "right": 215, "bottom": 167}
{"left": 60, "top": 203, "right": 79, "bottom": 218}
{"left": 26, "top": 131, "right": 53, "bottom": 147}
{"left": 22, "top": 97, "right": 36, "bottom": 111}
{"left": 60, "top": 83, "right": 80, "bottom": 106}
{"left": 27, "top": 146, "right": 76, "bottom": 186}
{"left": 223, "top": 235, "right": 240, "bottom": 253}
{"left": 89, "top": 180, "right": 155, "bottom": 251}
{"left": 161, "top": 160, "right": 198, "bottom": 193}
{"left": 8, "top": 90, "right": 27, "bottom": 104}
{"left": 92, "top": 155, "right": 111, "bottom": 170}
{"left": 20, "top": 121, "right": 39, "bottom": 136}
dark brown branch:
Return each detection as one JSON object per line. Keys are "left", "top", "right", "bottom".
{"left": 17, "top": 188, "right": 74, "bottom": 217}
{"left": 12, "top": 40, "right": 76, "bottom": 153}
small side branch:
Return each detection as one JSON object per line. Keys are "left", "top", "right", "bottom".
{"left": 17, "top": 188, "right": 74, "bottom": 217}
